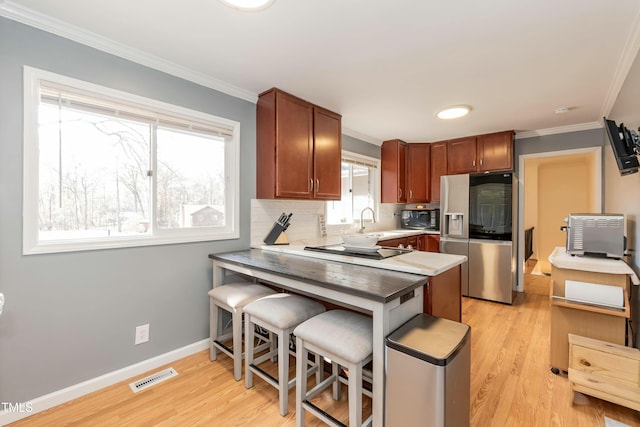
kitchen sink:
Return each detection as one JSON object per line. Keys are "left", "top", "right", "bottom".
{"left": 304, "top": 244, "right": 412, "bottom": 260}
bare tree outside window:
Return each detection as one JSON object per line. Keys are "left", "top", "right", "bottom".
{"left": 37, "top": 104, "right": 226, "bottom": 241}
{"left": 23, "top": 67, "right": 240, "bottom": 254}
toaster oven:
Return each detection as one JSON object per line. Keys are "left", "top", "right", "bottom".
{"left": 562, "top": 213, "right": 625, "bottom": 259}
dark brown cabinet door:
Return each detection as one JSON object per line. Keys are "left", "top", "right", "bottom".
{"left": 275, "top": 92, "right": 314, "bottom": 198}
{"left": 428, "top": 265, "right": 462, "bottom": 322}
{"left": 407, "top": 143, "right": 430, "bottom": 203}
{"left": 429, "top": 142, "right": 447, "bottom": 203}
{"left": 381, "top": 139, "right": 407, "bottom": 203}
{"left": 407, "top": 235, "right": 418, "bottom": 249}
{"left": 477, "top": 130, "right": 513, "bottom": 172}
{"left": 425, "top": 234, "right": 440, "bottom": 252}
{"left": 313, "top": 107, "right": 342, "bottom": 200}
{"left": 447, "top": 136, "right": 477, "bottom": 174}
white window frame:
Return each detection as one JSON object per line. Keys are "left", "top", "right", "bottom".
{"left": 23, "top": 66, "right": 240, "bottom": 254}
{"left": 325, "top": 150, "right": 380, "bottom": 226}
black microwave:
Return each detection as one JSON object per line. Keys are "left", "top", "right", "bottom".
{"left": 401, "top": 209, "right": 440, "bottom": 230}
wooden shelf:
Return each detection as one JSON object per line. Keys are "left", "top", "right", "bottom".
{"left": 550, "top": 290, "right": 630, "bottom": 319}
{"left": 549, "top": 265, "right": 631, "bottom": 372}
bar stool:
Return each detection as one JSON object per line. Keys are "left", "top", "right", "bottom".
{"left": 244, "top": 293, "right": 327, "bottom": 416}
{"left": 294, "top": 310, "right": 373, "bottom": 427}
{"left": 208, "top": 281, "right": 276, "bottom": 381}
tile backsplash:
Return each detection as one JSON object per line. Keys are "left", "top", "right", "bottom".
{"left": 250, "top": 199, "right": 402, "bottom": 247}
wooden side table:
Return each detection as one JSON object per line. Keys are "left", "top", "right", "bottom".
{"left": 549, "top": 262, "right": 630, "bottom": 373}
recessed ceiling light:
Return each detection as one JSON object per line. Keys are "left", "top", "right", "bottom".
{"left": 219, "top": 0, "right": 275, "bottom": 11}
{"left": 436, "top": 105, "right": 471, "bottom": 120}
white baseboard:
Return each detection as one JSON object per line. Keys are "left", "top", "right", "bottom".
{"left": 0, "top": 339, "right": 209, "bottom": 426}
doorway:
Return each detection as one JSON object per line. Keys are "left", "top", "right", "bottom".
{"left": 517, "top": 148, "right": 602, "bottom": 293}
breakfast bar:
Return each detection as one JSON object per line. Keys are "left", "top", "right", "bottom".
{"left": 209, "top": 249, "right": 429, "bottom": 427}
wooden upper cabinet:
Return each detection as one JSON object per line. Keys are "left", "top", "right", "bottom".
{"left": 477, "top": 130, "right": 514, "bottom": 172}
{"left": 446, "top": 131, "right": 514, "bottom": 174}
{"left": 381, "top": 139, "right": 407, "bottom": 203}
{"left": 407, "top": 143, "right": 430, "bottom": 203}
{"left": 256, "top": 88, "right": 342, "bottom": 200}
{"left": 313, "top": 107, "right": 342, "bottom": 200}
{"left": 429, "top": 142, "right": 447, "bottom": 203}
{"left": 447, "top": 136, "right": 477, "bottom": 174}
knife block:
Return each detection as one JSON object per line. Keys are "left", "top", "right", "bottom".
{"left": 264, "top": 221, "right": 289, "bottom": 245}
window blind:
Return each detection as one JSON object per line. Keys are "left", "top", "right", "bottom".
{"left": 341, "top": 156, "right": 378, "bottom": 169}
{"left": 40, "top": 82, "right": 234, "bottom": 139}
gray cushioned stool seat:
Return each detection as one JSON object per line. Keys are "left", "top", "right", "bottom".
{"left": 294, "top": 309, "right": 373, "bottom": 364}
{"left": 208, "top": 281, "right": 276, "bottom": 381}
{"left": 294, "top": 309, "right": 373, "bottom": 426}
{"left": 244, "top": 293, "right": 326, "bottom": 328}
{"left": 208, "top": 282, "right": 276, "bottom": 311}
{"left": 244, "top": 293, "right": 326, "bottom": 416}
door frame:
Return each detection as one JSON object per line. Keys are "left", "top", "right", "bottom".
{"left": 516, "top": 147, "right": 602, "bottom": 292}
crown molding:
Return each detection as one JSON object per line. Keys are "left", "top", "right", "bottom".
{"left": 600, "top": 7, "right": 640, "bottom": 118}
{"left": 0, "top": 1, "right": 258, "bottom": 103}
{"left": 515, "top": 121, "right": 602, "bottom": 139}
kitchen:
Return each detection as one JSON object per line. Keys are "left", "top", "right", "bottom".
{"left": 2, "top": 1, "right": 640, "bottom": 426}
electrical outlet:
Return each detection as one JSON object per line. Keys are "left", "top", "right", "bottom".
{"left": 135, "top": 324, "right": 149, "bottom": 345}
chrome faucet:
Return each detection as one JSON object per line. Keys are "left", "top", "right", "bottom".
{"left": 359, "top": 207, "right": 376, "bottom": 233}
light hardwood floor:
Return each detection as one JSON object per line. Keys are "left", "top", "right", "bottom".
{"left": 524, "top": 258, "right": 552, "bottom": 296}
{"left": 11, "top": 290, "right": 640, "bottom": 426}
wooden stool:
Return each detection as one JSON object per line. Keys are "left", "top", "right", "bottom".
{"left": 208, "top": 281, "right": 276, "bottom": 381}
{"left": 244, "top": 293, "right": 326, "bottom": 416}
{"left": 294, "top": 310, "right": 373, "bottom": 427}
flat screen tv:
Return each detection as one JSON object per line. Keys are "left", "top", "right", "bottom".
{"left": 604, "top": 117, "right": 639, "bottom": 175}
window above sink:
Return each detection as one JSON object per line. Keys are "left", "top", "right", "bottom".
{"left": 325, "top": 151, "right": 379, "bottom": 226}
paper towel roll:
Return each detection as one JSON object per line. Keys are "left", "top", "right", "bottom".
{"left": 564, "top": 280, "right": 624, "bottom": 309}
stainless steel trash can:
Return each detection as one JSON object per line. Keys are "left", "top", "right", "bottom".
{"left": 385, "top": 313, "right": 471, "bottom": 427}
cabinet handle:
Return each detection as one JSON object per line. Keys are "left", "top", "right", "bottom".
{"left": 480, "top": 159, "right": 483, "bottom": 166}
{"left": 473, "top": 160, "right": 476, "bottom": 167}
{"left": 309, "top": 179, "right": 313, "bottom": 192}
{"left": 316, "top": 179, "right": 320, "bottom": 192}
{"left": 398, "top": 188, "right": 403, "bottom": 199}
{"left": 410, "top": 190, "right": 413, "bottom": 199}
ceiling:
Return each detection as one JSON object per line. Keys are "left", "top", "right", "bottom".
{"left": 3, "top": 0, "right": 640, "bottom": 144}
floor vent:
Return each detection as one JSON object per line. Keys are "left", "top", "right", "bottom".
{"left": 129, "top": 367, "right": 178, "bottom": 393}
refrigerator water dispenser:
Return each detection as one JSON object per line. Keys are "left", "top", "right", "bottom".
{"left": 444, "top": 213, "right": 464, "bottom": 237}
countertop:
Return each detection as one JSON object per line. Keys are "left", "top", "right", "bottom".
{"left": 548, "top": 246, "right": 639, "bottom": 285}
{"left": 257, "top": 233, "right": 465, "bottom": 277}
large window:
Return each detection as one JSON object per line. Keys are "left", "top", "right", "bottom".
{"left": 23, "top": 67, "right": 240, "bottom": 254}
{"left": 326, "top": 152, "right": 379, "bottom": 225}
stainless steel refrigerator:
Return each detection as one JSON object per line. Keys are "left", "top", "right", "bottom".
{"left": 440, "top": 172, "right": 516, "bottom": 304}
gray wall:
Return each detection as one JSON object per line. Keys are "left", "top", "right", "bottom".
{"left": 343, "top": 134, "right": 381, "bottom": 159}
{"left": 515, "top": 128, "right": 605, "bottom": 162}
{"left": 0, "top": 17, "right": 258, "bottom": 403}
{"left": 0, "top": 17, "right": 381, "bottom": 405}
